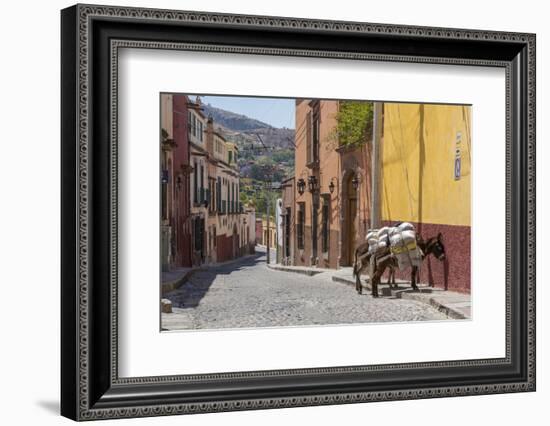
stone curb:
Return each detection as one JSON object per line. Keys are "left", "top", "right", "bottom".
{"left": 332, "top": 273, "right": 372, "bottom": 290}
{"left": 267, "top": 264, "right": 328, "bottom": 276}
{"left": 161, "top": 268, "right": 201, "bottom": 296}
{"left": 398, "top": 292, "right": 469, "bottom": 320}
{"left": 331, "top": 273, "right": 470, "bottom": 319}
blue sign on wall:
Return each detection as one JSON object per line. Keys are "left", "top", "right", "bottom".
{"left": 454, "top": 131, "right": 462, "bottom": 180}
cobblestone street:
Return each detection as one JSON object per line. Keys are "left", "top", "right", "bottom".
{"left": 162, "top": 249, "right": 450, "bottom": 331}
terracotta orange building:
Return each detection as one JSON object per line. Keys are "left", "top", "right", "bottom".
{"left": 289, "top": 99, "right": 471, "bottom": 293}
{"left": 293, "top": 99, "right": 371, "bottom": 269}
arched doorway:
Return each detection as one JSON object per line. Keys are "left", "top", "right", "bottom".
{"left": 343, "top": 172, "right": 358, "bottom": 266}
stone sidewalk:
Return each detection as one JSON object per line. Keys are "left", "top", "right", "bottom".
{"left": 162, "top": 253, "right": 259, "bottom": 296}
{"left": 162, "top": 267, "right": 197, "bottom": 295}
{"left": 163, "top": 253, "right": 449, "bottom": 330}
{"left": 268, "top": 264, "right": 471, "bottom": 320}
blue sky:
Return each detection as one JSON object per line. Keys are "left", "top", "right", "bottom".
{"left": 201, "top": 96, "right": 295, "bottom": 129}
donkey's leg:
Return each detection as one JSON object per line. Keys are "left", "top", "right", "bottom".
{"left": 411, "top": 266, "right": 419, "bottom": 290}
{"left": 355, "top": 264, "right": 363, "bottom": 295}
{"left": 390, "top": 267, "right": 397, "bottom": 288}
{"left": 386, "top": 266, "right": 392, "bottom": 285}
{"left": 371, "top": 266, "right": 384, "bottom": 298}
{"left": 386, "top": 267, "right": 394, "bottom": 287}
{"left": 371, "top": 274, "right": 378, "bottom": 298}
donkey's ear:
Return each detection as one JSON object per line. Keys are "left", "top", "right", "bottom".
{"left": 437, "top": 232, "right": 443, "bottom": 240}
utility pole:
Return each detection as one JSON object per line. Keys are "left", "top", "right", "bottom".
{"left": 371, "top": 102, "right": 383, "bottom": 230}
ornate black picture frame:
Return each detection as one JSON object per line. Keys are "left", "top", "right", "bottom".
{"left": 61, "top": 4, "right": 536, "bottom": 421}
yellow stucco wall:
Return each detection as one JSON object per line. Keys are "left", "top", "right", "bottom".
{"left": 381, "top": 103, "right": 471, "bottom": 227}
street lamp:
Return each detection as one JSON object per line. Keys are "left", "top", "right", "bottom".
{"left": 307, "top": 175, "right": 318, "bottom": 193}
{"left": 297, "top": 178, "right": 306, "bottom": 195}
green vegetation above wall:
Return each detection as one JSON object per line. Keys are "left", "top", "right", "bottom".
{"left": 333, "top": 101, "right": 373, "bottom": 147}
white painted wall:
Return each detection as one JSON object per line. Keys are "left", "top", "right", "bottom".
{"left": 0, "top": 0, "right": 547, "bottom": 425}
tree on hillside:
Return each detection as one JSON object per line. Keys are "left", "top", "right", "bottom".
{"left": 249, "top": 157, "right": 284, "bottom": 182}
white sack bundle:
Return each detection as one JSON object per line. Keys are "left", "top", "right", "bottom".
{"left": 366, "top": 231, "right": 377, "bottom": 241}
{"left": 389, "top": 225, "right": 421, "bottom": 270}
{"left": 397, "top": 222, "right": 415, "bottom": 232}
{"left": 377, "top": 227, "right": 390, "bottom": 238}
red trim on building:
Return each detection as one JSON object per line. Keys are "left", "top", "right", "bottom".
{"left": 255, "top": 221, "right": 263, "bottom": 244}
{"left": 382, "top": 221, "right": 470, "bottom": 293}
{"left": 216, "top": 234, "right": 234, "bottom": 263}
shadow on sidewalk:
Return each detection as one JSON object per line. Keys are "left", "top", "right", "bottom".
{"left": 165, "top": 251, "right": 265, "bottom": 309}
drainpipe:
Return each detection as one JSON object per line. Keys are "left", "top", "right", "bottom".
{"left": 370, "top": 102, "right": 383, "bottom": 230}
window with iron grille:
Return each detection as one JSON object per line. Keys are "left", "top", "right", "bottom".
{"left": 285, "top": 207, "right": 291, "bottom": 257}
{"left": 161, "top": 182, "right": 167, "bottom": 221}
{"left": 209, "top": 180, "right": 215, "bottom": 212}
{"left": 193, "top": 160, "right": 198, "bottom": 204}
{"left": 306, "top": 106, "right": 320, "bottom": 167}
{"left": 322, "top": 201, "right": 329, "bottom": 253}
{"left": 200, "top": 164, "right": 204, "bottom": 202}
{"left": 312, "top": 114, "right": 320, "bottom": 163}
{"left": 189, "top": 112, "right": 197, "bottom": 138}
{"left": 193, "top": 218, "right": 202, "bottom": 251}
{"left": 161, "top": 157, "right": 168, "bottom": 221}
{"left": 230, "top": 183, "right": 233, "bottom": 213}
{"left": 297, "top": 202, "right": 305, "bottom": 250}
{"left": 204, "top": 188, "right": 210, "bottom": 207}
{"left": 216, "top": 177, "right": 221, "bottom": 212}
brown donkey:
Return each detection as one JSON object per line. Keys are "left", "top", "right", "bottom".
{"left": 354, "top": 233, "right": 446, "bottom": 297}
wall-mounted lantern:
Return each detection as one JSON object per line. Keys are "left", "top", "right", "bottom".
{"left": 307, "top": 175, "right": 318, "bottom": 193}
{"left": 297, "top": 178, "right": 306, "bottom": 195}
{"left": 328, "top": 180, "right": 335, "bottom": 194}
